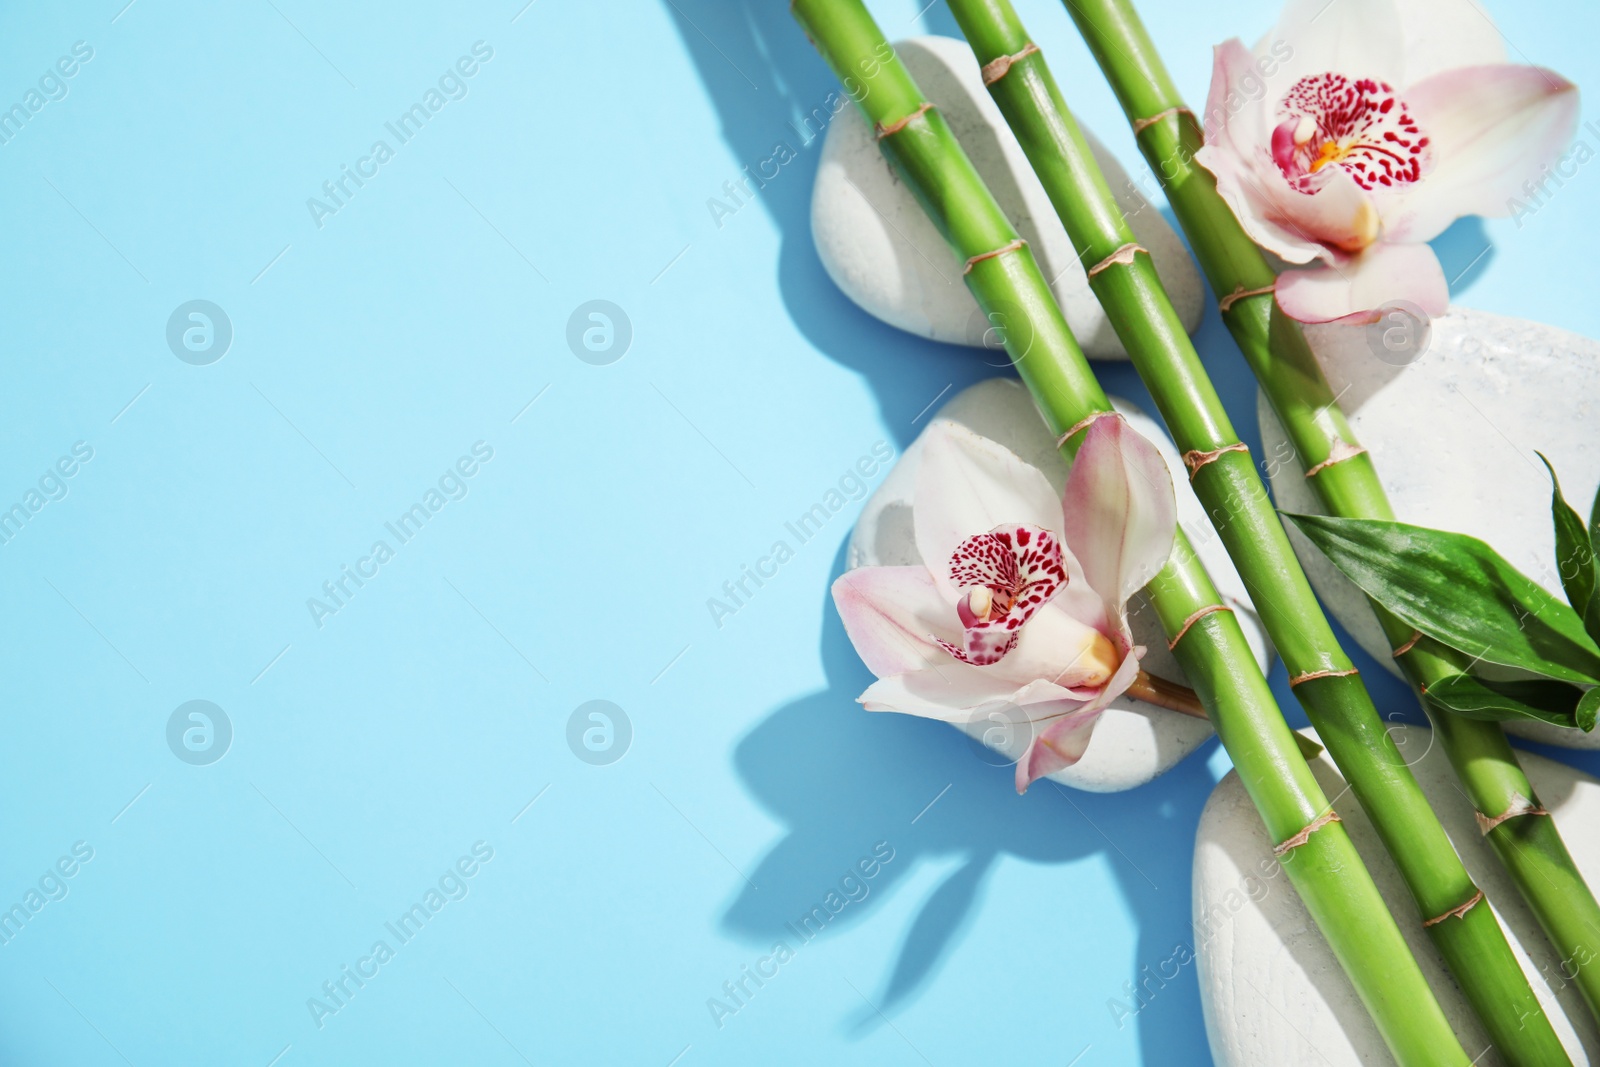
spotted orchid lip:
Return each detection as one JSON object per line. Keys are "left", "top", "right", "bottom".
{"left": 934, "top": 523, "right": 1066, "bottom": 666}
{"left": 1271, "top": 73, "right": 1432, "bottom": 194}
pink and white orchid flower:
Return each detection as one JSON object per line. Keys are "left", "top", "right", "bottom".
{"left": 1196, "top": 0, "right": 1579, "bottom": 324}
{"left": 831, "top": 416, "right": 1176, "bottom": 793}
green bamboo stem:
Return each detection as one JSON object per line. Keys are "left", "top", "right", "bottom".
{"left": 790, "top": 2, "right": 1468, "bottom": 1063}
{"left": 1060, "top": 0, "right": 1600, "bottom": 1031}
{"left": 944, "top": 1, "right": 1570, "bottom": 1061}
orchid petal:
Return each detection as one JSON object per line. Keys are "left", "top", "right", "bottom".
{"left": 1200, "top": 38, "right": 1271, "bottom": 153}
{"left": 1014, "top": 643, "right": 1144, "bottom": 792}
{"left": 1015, "top": 702, "right": 1101, "bottom": 790}
{"left": 1195, "top": 141, "right": 1332, "bottom": 265}
{"left": 1396, "top": 0, "right": 1507, "bottom": 83}
{"left": 1268, "top": 0, "right": 1405, "bottom": 91}
{"left": 1275, "top": 242, "right": 1447, "bottom": 323}
{"left": 1384, "top": 64, "right": 1579, "bottom": 242}
{"left": 1062, "top": 416, "right": 1177, "bottom": 615}
{"left": 913, "top": 421, "right": 1067, "bottom": 602}
{"left": 831, "top": 566, "right": 954, "bottom": 678}
{"left": 859, "top": 667, "right": 1077, "bottom": 722}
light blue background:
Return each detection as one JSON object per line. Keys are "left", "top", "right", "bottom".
{"left": 0, "top": 1, "right": 1596, "bottom": 1064}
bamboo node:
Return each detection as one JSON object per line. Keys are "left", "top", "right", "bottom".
{"left": 1087, "top": 242, "right": 1147, "bottom": 277}
{"left": 1054, "top": 410, "right": 1120, "bottom": 449}
{"left": 1131, "top": 106, "right": 1192, "bottom": 134}
{"left": 963, "top": 238, "right": 1027, "bottom": 275}
{"left": 1391, "top": 630, "right": 1424, "bottom": 658}
{"left": 1274, "top": 810, "right": 1342, "bottom": 856}
{"left": 980, "top": 42, "right": 1040, "bottom": 85}
{"left": 1167, "top": 604, "right": 1233, "bottom": 651}
{"left": 1181, "top": 443, "right": 1249, "bottom": 478}
{"left": 875, "top": 102, "right": 933, "bottom": 139}
{"left": 1217, "top": 284, "right": 1275, "bottom": 313}
{"left": 1304, "top": 440, "right": 1369, "bottom": 478}
{"left": 1422, "top": 889, "right": 1484, "bottom": 927}
{"left": 1288, "top": 667, "right": 1360, "bottom": 688}
{"left": 1475, "top": 793, "right": 1550, "bottom": 836}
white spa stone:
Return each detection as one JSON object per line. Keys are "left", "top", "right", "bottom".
{"left": 847, "top": 378, "right": 1272, "bottom": 793}
{"left": 1259, "top": 307, "right": 1600, "bottom": 749}
{"left": 810, "top": 35, "right": 1203, "bottom": 361}
{"left": 1195, "top": 724, "right": 1600, "bottom": 1067}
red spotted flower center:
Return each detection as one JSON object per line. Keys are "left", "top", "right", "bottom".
{"left": 1271, "top": 73, "right": 1432, "bottom": 194}
{"left": 936, "top": 523, "right": 1066, "bottom": 666}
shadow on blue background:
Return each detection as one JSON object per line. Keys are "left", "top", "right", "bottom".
{"left": 725, "top": 541, "right": 1219, "bottom": 1056}
{"left": 1434, "top": 216, "right": 1497, "bottom": 294}
{"left": 659, "top": 0, "right": 1002, "bottom": 452}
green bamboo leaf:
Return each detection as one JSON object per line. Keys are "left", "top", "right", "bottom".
{"left": 1424, "top": 674, "right": 1593, "bottom": 731}
{"left": 1590, "top": 478, "right": 1600, "bottom": 560}
{"left": 1539, "top": 454, "right": 1600, "bottom": 645}
{"left": 1284, "top": 513, "right": 1600, "bottom": 685}
{"left": 1582, "top": 687, "right": 1600, "bottom": 732}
